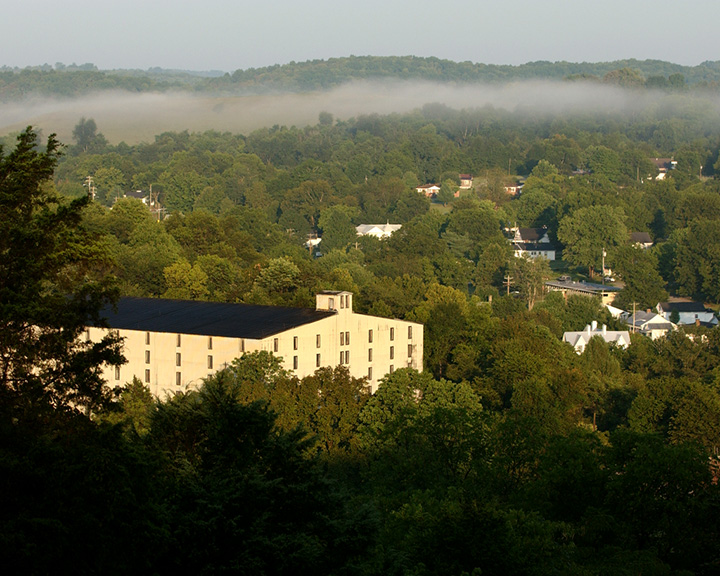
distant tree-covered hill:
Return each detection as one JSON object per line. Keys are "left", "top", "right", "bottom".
{"left": 212, "top": 56, "right": 720, "bottom": 91}
{"left": 2, "top": 56, "right": 720, "bottom": 100}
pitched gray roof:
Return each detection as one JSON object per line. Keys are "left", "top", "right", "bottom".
{"left": 630, "top": 231, "right": 652, "bottom": 244}
{"left": 658, "top": 301, "right": 708, "bottom": 313}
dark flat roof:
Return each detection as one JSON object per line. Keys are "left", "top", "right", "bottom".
{"left": 99, "top": 297, "right": 336, "bottom": 339}
{"left": 546, "top": 280, "right": 621, "bottom": 293}
{"left": 658, "top": 301, "right": 708, "bottom": 313}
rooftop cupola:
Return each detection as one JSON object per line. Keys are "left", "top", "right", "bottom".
{"left": 316, "top": 291, "right": 352, "bottom": 313}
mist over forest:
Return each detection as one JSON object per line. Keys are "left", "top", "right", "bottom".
{"left": 3, "top": 79, "right": 719, "bottom": 145}
{"left": 3, "top": 55, "right": 720, "bottom": 143}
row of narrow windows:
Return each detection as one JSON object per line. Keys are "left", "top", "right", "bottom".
{"left": 275, "top": 326, "right": 414, "bottom": 351}
{"left": 124, "top": 350, "right": 405, "bottom": 384}
{"left": 131, "top": 329, "right": 413, "bottom": 382}
{"left": 144, "top": 333, "right": 215, "bottom": 349}
{"left": 140, "top": 343, "right": 411, "bottom": 371}
{"left": 328, "top": 294, "right": 351, "bottom": 310}
{"left": 139, "top": 328, "right": 412, "bottom": 357}
{"left": 143, "top": 351, "right": 214, "bottom": 369}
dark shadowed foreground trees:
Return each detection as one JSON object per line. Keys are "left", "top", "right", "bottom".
{"left": 0, "top": 129, "right": 145, "bottom": 574}
{"left": 0, "top": 127, "right": 122, "bottom": 416}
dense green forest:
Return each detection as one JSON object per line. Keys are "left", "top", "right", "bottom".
{"left": 3, "top": 56, "right": 720, "bottom": 100}
{"left": 2, "top": 74, "right": 720, "bottom": 575}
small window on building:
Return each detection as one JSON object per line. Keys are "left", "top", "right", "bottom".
{"left": 340, "top": 351, "right": 344, "bottom": 365}
{"left": 390, "top": 346, "right": 394, "bottom": 360}
{"left": 340, "top": 296, "right": 345, "bottom": 309}
{"left": 176, "top": 372, "right": 182, "bottom": 386}
{"left": 345, "top": 294, "right": 350, "bottom": 308}
{"left": 316, "top": 353, "right": 321, "bottom": 367}
{"left": 145, "top": 331, "right": 151, "bottom": 345}
{"left": 293, "top": 356, "right": 298, "bottom": 370}
{"left": 293, "top": 336, "right": 298, "bottom": 350}
{"left": 273, "top": 338, "right": 279, "bottom": 352}
{"left": 390, "top": 327, "right": 395, "bottom": 341}
{"left": 208, "top": 355, "right": 213, "bottom": 369}
{"left": 408, "top": 344, "right": 413, "bottom": 357}
{"left": 208, "top": 336, "right": 213, "bottom": 350}
{"left": 85, "top": 329, "right": 91, "bottom": 342}
{"left": 240, "top": 339, "right": 245, "bottom": 353}
{"left": 114, "top": 366, "right": 120, "bottom": 380}
{"left": 340, "top": 332, "right": 345, "bottom": 346}
{"left": 144, "top": 369, "right": 150, "bottom": 383}
{"left": 145, "top": 350, "right": 151, "bottom": 364}
{"left": 368, "top": 329, "right": 373, "bottom": 343}
{"left": 329, "top": 297, "right": 335, "bottom": 310}
{"left": 176, "top": 334, "right": 181, "bottom": 347}
{"left": 345, "top": 350, "right": 350, "bottom": 364}
{"left": 408, "top": 326, "right": 413, "bottom": 339}
{"left": 176, "top": 352, "right": 181, "bottom": 366}
{"left": 368, "top": 348, "right": 373, "bottom": 362}
{"left": 368, "top": 367, "right": 373, "bottom": 380}
{"left": 345, "top": 331, "right": 350, "bottom": 345}
{"left": 316, "top": 334, "right": 321, "bottom": 348}
{"left": 389, "top": 365, "right": 394, "bottom": 374}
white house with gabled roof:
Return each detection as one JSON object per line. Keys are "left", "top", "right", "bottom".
{"left": 563, "top": 321, "right": 631, "bottom": 353}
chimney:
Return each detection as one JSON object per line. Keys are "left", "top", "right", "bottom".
{"left": 591, "top": 320, "right": 598, "bottom": 331}
{"left": 602, "top": 324, "right": 607, "bottom": 334}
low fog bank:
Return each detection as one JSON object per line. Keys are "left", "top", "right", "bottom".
{"left": 0, "top": 80, "right": 715, "bottom": 145}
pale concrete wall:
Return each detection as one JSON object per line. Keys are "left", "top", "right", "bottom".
{"left": 90, "top": 326, "right": 248, "bottom": 398}
{"left": 91, "top": 294, "right": 423, "bottom": 396}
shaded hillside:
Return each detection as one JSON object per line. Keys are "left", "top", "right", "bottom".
{"left": 212, "top": 56, "right": 720, "bottom": 91}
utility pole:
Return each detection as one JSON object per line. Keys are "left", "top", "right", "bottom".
{"left": 503, "top": 272, "right": 513, "bottom": 295}
{"left": 83, "top": 175, "right": 96, "bottom": 201}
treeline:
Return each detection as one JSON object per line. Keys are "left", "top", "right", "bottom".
{"left": 3, "top": 56, "right": 720, "bottom": 100}
{"left": 214, "top": 55, "right": 720, "bottom": 92}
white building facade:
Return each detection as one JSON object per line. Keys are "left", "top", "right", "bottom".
{"left": 89, "top": 291, "right": 423, "bottom": 397}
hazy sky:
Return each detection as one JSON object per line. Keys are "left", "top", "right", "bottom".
{"left": 3, "top": 0, "right": 718, "bottom": 71}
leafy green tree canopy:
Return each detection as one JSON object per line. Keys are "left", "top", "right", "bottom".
{"left": 0, "top": 127, "right": 122, "bottom": 414}
{"left": 557, "top": 205, "right": 627, "bottom": 277}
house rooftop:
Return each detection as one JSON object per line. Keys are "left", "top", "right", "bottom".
{"left": 516, "top": 227, "right": 547, "bottom": 242}
{"left": 98, "top": 297, "right": 336, "bottom": 340}
{"left": 658, "top": 301, "right": 709, "bottom": 313}
{"left": 546, "top": 279, "right": 621, "bottom": 293}
{"left": 629, "top": 231, "right": 652, "bottom": 244}
{"left": 356, "top": 223, "right": 402, "bottom": 235}
{"left": 621, "top": 310, "right": 674, "bottom": 330}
